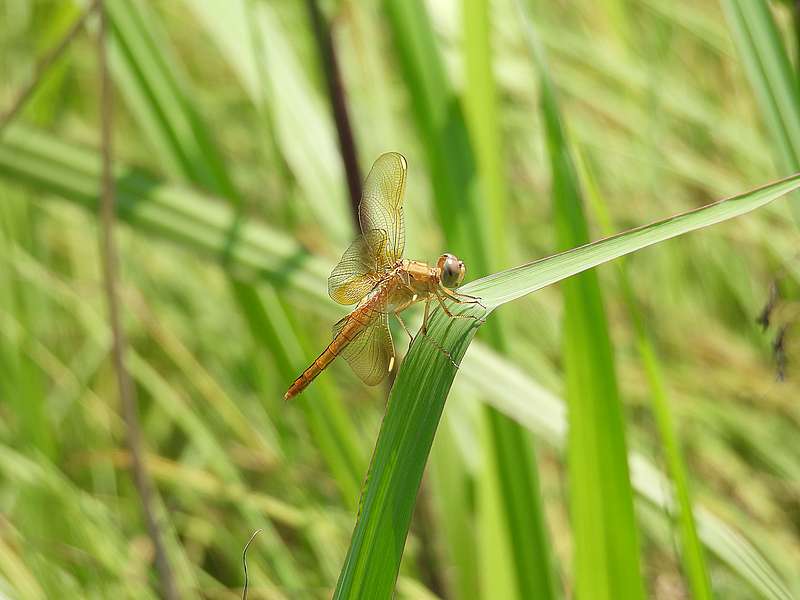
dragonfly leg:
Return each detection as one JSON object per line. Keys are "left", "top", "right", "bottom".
{"left": 440, "top": 286, "right": 487, "bottom": 309}
{"left": 421, "top": 297, "right": 431, "bottom": 335}
{"left": 435, "top": 291, "right": 486, "bottom": 325}
{"left": 393, "top": 310, "right": 415, "bottom": 343}
{"left": 425, "top": 335, "right": 459, "bottom": 369}
{"left": 413, "top": 297, "right": 458, "bottom": 367}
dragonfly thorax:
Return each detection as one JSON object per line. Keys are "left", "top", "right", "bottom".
{"left": 401, "top": 259, "right": 439, "bottom": 291}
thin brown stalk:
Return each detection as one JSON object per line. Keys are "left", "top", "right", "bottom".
{"left": 0, "top": 0, "right": 99, "bottom": 133}
{"left": 306, "top": 0, "right": 362, "bottom": 224}
{"left": 97, "top": 4, "right": 178, "bottom": 599}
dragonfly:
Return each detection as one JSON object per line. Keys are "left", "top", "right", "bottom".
{"left": 284, "top": 152, "right": 484, "bottom": 401}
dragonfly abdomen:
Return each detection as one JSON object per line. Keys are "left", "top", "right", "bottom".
{"left": 283, "top": 304, "right": 373, "bottom": 400}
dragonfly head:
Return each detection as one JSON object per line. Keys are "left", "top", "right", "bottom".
{"left": 437, "top": 253, "right": 466, "bottom": 288}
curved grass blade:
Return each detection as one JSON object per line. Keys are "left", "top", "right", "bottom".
{"left": 466, "top": 173, "right": 800, "bottom": 306}
{"left": 332, "top": 301, "right": 486, "bottom": 600}
{"left": 333, "top": 169, "right": 800, "bottom": 597}
{"left": 520, "top": 3, "right": 645, "bottom": 596}
{"left": 386, "top": 1, "right": 555, "bottom": 597}
{"left": 578, "top": 149, "right": 713, "bottom": 600}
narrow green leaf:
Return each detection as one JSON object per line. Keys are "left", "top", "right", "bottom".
{"left": 106, "top": 0, "right": 238, "bottom": 198}
{"left": 517, "top": 4, "right": 645, "bottom": 598}
{"left": 578, "top": 149, "right": 713, "bottom": 600}
{"left": 331, "top": 163, "right": 800, "bottom": 597}
{"left": 463, "top": 0, "right": 510, "bottom": 270}
{"left": 467, "top": 172, "right": 800, "bottom": 306}
{"left": 332, "top": 300, "right": 485, "bottom": 600}
{"left": 384, "top": 0, "right": 488, "bottom": 273}
{"left": 387, "top": 2, "right": 555, "bottom": 598}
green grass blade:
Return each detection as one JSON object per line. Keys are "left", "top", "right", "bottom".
{"left": 384, "top": 0, "right": 488, "bottom": 273}
{"left": 578, "top": 149, "right": 713, "bottom": 600}
{"left": 463, "top": 0, "right": 510, "bottom": 270}
{"left": 518, "top": 5, "right": 645, "bottom": 597}
{"left": 466, "top": 172, "right": 800, "bottom": 306}
{"left": 106, "top": 0, "right": 238, "bottom": 198}
{"left": 331, "top": 156, "right": 800, "bottom": 596}
{"left": 387, "top": 1, "right": 555, "bottom": 597}
{"left": 331, "top": 301, "right": 485, "bottom": 600}
{"left": 463, "top": 2, "right": 556, "bottom": 598}
{"left": 184, "top": 0, "right": 351, "bottom": 244}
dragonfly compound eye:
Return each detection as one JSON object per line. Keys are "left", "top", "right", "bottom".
{"left": 439, "top": 254, "right": 465, "bottom": 288}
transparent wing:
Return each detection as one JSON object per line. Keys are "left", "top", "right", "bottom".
{"left": 359, "top": 152, "right": 407, "bottom": 265}
{"left": 328, "top": 229, "right": 388, "bottom": 305}
{"left": 332, "top": 305, "right": 394, "bottom": 386}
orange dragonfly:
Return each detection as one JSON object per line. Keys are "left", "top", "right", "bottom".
{"left": 284, "top": 152, "right": 483, "bottom": 400}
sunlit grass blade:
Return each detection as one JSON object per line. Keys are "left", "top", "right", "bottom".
{"left": 578, "top": 149, "right": 713, "bottom": 599}
{"left": 333, "top": 164, "right": 800, "bottom": 598}
{"left": 384, "top": 0, "right": 488, "bottom": 273}
{"left": 183, "top": 0, "right": 351, "bottom": 244}
{"left": 464, "top": 1, "right": 556, "bottom": 598}
{"left": 332, "top": 301, "right": 485, "bottom": 600}
{"left": 387, "top": 1, "right": 555, "bottom": 597}
{"left": 467, "top": 172, "right": 800, "bottom": 306}
{"left": 463, "top": 0, "right": 510, "bottom": 271}
{"left": 106, "top": 0, "right": 238, "bottom": 197}
{"left": 518, "top": 4, "right": 645, "bottom": 597}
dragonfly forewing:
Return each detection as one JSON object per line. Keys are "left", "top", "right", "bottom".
{"left": 328, "top": 229, "right": 388, "bottom": 305}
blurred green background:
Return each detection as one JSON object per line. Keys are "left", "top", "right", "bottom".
{"left": 2, "top": 0, "right": 800, "bottom": 598}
